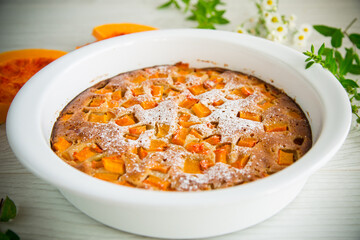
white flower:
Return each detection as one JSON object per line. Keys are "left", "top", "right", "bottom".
{"left": 236, "top": 26, "right": 247, "bottom": 34}
{"left": 299, "top": 24, "right": 312, "bottom": 36}
{"left": 293, "top": 31, "right": 308, "bottom": 47}
{"left": 287, "top": 14, "right": 297, "bottom": 30}
{"left": 264, "top": 12, "right": 282, "bottom": 31}
{"left": 261, "top": 0, "right": 278, "bottom": 11}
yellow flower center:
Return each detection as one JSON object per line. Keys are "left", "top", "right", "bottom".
{"left": 267, "top": 0, "right": 273, "bottom": 5}
{"left": 298, "top": 35, "right": 304, "bottom": 40}
{"left": 303, "top": 28, "right": 309, "bottom": 32}
{"left": 277, "top": 26, "right": 284, "bottom": 32}
{"left": 237, "top": 29, "right": 243, "bottom": 33}
{"left": 271, "top": 17, "right": 278, "bottom": 23}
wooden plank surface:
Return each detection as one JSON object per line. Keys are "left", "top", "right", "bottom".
{"left": 0, "top": 0, "right": 360, "bottom": 239}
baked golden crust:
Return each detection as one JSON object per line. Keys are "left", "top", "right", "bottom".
{"left": 51, "top": 62, "right": 312, "bottom": 191}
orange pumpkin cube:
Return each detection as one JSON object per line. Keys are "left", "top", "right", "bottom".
{"left": 204, "top": 135, "right": 221, "bottom": 145}
{"left": 179, "top": 97, "right": 199, "bottom": 109}
{"left": 212, "top": 99, "right": 224, "bottom": 106}
{"left": 149, "top": 139, "right": 168, "bottom": 151}
{"left": 171, "top": 127, "right": 189, "bottom": 146}
{"left": 124, "top": 134, "right": 138, "bottom": 140}
{"left": 156, "top": 123, "right": 170, "bottom": 138}
{"left": 185, "top": 142, "right": 207, "bottom": 154}
{"left": 94, "top": 88, "right": 112, "bottom": 94}
{"left": 122, "top": 98, "right": 139, "bottom": 108}
{"left": 278, "top": 149, "right": 294, "bottom": 165}
{"left": 111, "top": 90, "right": 122, "bottom": 101}
{"left": 148, "top": 160, "right": 170, "bottom": 174}
{"left": 53, "top": 137, "right": 72, "bottom": 152}
{"left": 257, "top": 100, "right": 273, "bottom": 110}
{"left": 192, "top": 102, "right": 211, "bottom": 118}
{"left": 132, "top": 74, "right": 147, "bottom": 83}
{"left": 151, "top": 85, "right": 164, "bottom": 98}
{"left": 115, "top": 114, "right": 136, "bottom": 126}
{"left": 173, "top": 76, "right": 186, "bottom": 84}
{"left": 94, "top": 172, "right": 120, "bottom": 182}
{"left": 237, "top": 137, "right": 258, "bottom": 147}
{"left": 129, "top": 125, "right": 146, "bottom": 136}
{"left": 231, "top": 155, "right": 250, "bottom": 169}
{"left": 215, "top": 81, "right": 225, "bottom": 89}
{"left": 264, "top": 123, "right": 288, "bottom": 132}
{"left": 88, "top": 112, "right": 114, "bottom": 123}
{"left": 179, "top": 112, "right": 191, "bottom": 122}
{"left": 189, "top": 129, "right": 202, "bottom": 138}
{"left": 60, "top": 113, "right": 73, "bottom": 121}
{"left": 89, "top": 98, "right": 105, "bottom": 107}
{"left": 188, "top": 84, "right": 206, "bottom": 95}
{"left": 183, "top": 158, "right": 202, "bottom": 174}
{"left": 240, "top": 86, "right": 254, "bottom": 97}
{"left": 179, "top": 121, "right": 198, "bottom": 128}
{"left": 91, "top": 160, "right": 104, "bottom": 169}
{"left": 102, "top": 155, "right": 125, "bottom": 174}
{"left": 107, "top": 100, "right": 119, "bottom": 108}
{"left": 199, "top": 159, "right": 214, "bottom": 171}
{"left": 131, "top": 87, "right": 145, "bottom": 96}
{"left": 143, "top": 175, "right": 170, "bottom": 190}
{"left": 140, "top": 101, "right": 158, "bottom": 110}
{"left": 239, "top": 111, "right": 262, "bottom": 122}
{"left": 214, "top": 148, "right": 227, "bottom": 163}
{"left": 73, "top": 147, "right": 96, "bottom": 162}
{"left": 165, "top": 88, "right": 180, "bottom": 97}
{"left": 138, "top": 147, "right": 148, "bottom": 159}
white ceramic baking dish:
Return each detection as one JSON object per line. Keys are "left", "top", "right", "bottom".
{"left": 6, "top": 29, "right": 351, "bottom": 239}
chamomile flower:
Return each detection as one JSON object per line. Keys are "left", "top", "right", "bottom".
{"left": 264, "top": 12, "right": 282, "bottom": 31}
{"left": 293, "top": 31, "right": 307, "bottom": 47}
{"left": 286, "top": 14, "right": 297, "bottom": 30}
{"left": 261, "top": 0, "right": 278, "bottom": 11}
{"left": 299, "top": 24, "right": 312, "bottom": 36}
{"left": 236, "top": 26, "right": 247, "bottom": 34}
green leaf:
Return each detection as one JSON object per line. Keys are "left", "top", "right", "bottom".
{"left": 339, "top": 48, "right": 353, "bottom": 76}
{"left": 354, "top": 53, "right": 360, "bottom": 65}
{"left": 322, "top": 47, "right": 332, "bottom": 56}
{"left": 349, "top": 33, "right": 360, "bottom": 49}
{"left": 157, "top": 0, "right": 180, "bottom": 9}
{"left": 318, "top": 43, "right": 325, "bottom": 55}
{"left": 355, "top": 93, "right": 360, "bottom": 101}
{"left": 331, "top": 29, "right": 344, "bottom": 48}
{"left": 305, "top": 61, "right": 315, "bottom": 69}
{"left": 335, "top": 50, "right": 343, "bottom": 65}
{"left": 349, "top": 64, "right": 360, "bottom": 75}
{"left": 313, "top": 25, "right": 338, "bottom": 37}
{"left": 4, "top": 230, "right": 19, "bottom": 240}
{"left": 0, "top": 232, "right": 10, "bottom": 240}
{"left": 0, "top": 196, "right": 17, "bottom": 222}
{"left": 311, "top": 44, "right": 315, "bottom": 53}
{"left": 340, "top": 79, "right": 359, "bottom": 89}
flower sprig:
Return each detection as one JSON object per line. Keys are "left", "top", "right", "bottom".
{"left": 158, "top": 0, "right": 229, "bottom": 29}
{"left": 237, "top": 0, "right": 311, "bottom": 48}
{"left": 0, "top": 196, "right": 20, "bottom": 240}
{"left": 304, "top": 19, "right": 360, "bottom": 123}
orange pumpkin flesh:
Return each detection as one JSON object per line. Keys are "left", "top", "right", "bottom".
{"left": 92, "top": 23, "right": 158, "bottom": 41}
{"left": 0, "top": 49, "right": 67, "bottom": 124}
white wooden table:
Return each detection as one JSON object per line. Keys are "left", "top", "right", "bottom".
{"left": 1, "top": 0, "right": 360, "bottom": 239}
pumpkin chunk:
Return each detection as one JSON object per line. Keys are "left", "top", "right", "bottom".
{"left": 53, "top": 137, "right": 72, "bottom": 152}
{"left": 192, "top": 102, "right": 212, "bottom": 118}
{"left": 204, "top": 135, "right": 221, "bottom": 145}
{"left": 156, "top": 123, "right": 170, "bottom": 138}
{"left": 73, "top": 147, "right": 96, "bottom": 162}
{"left": 171, "top": 127, "right": 189, "bottom": 146}
{"left": 237, "top": 137, "right": 258, "bottom": 147}
{"left": 149, "top": 139, "right": 168, "bottom": 151}
{"left": 92, "top": 23, "right": 158, "bottom": 41}
{"left": 183, "top": 158, "right": 202, "bottom": 174}
{"left": 188, "top": 85, "right": 206, "bottom": 95}
{"left": 129, "top": 125, "right": 146, "bottom": 136}
{"left": 140, "top": 100, "right": 158, "bottom": 110}
{"left": 257, "top": 100, "right": 273, "bottom": 110}
{"left": 94, "top": 172, "right": 120, "bottom": 182}
{"left": 231, "top": 155, "right": 250, "bottom": 169}
{"left": 189, "top": 129, "right": 202, "bottom": 138}
{"left": 138, "top": 147, "right": 148, "bottom": 159}
{"left": 94, "top": 88, "right": 112, "bottom": 94}
{"left": 151, "top": 85, "right": 164, "bottom": 98}
{"left": 102, "top": 155, "right": 125, "bottom": 174}
{"left": 91, "top": 160, "right": 104, "bottom": 169}
{"left": 111, "top": 90, "right": 122, "bottom": 101}
{"left": 115, "top": 114, "right": 136, "bottom": 126}
{"left": 131, "top": 87, "right": 145, "bottom": 96}
{"left": 240, "top": 86, "right": 254, "bottom": 97}
{"left": 60, "top": 113, "right": 73, "bottom": 121}
{"left": 89, "top": 98, "right": 105, "bottom": 107}
{"left": 88, "top": 112, "right": 114, "bottom": 123}
{"left": 173, "top": 76, "right": 186, "bottom": 84}
{"left": 124, "top": 134, "right": 138, "bottom": 140}
{"left": 199, "top": 159, "right": 215, "bottom": 171}
{"left": 179, "top": 97, "right": 199, "bottom": 109}
{"left": 148, "top": 160, "right": 170, "bottom": 174}
{"left": 264, "top": 123, "right": 288, "bottom": 132}
{"left": 122, "top": 98, "right": 139, "bottom": 108}
{"left": 132, "top": 74, "right": 147, "bottom": 83}
{"left": 179, "top": 121, "right": 199, "bottom": 128}
{"left": 143, "top": 175, "right": 170, "bottom": 190}
{"left": 239, "top": 111, "right": 262, "bottom": 122}
{"left": 185, "top": 142, "right": 208, "bottom": 154}
{"left": 214, "top": 148, "right": 227, "bottom": 163}
{"left": 212, "top": 99, "right": 224, "bottom": 106}
{"left": 278, "top": 149, "right": 295, "bottom": 165}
